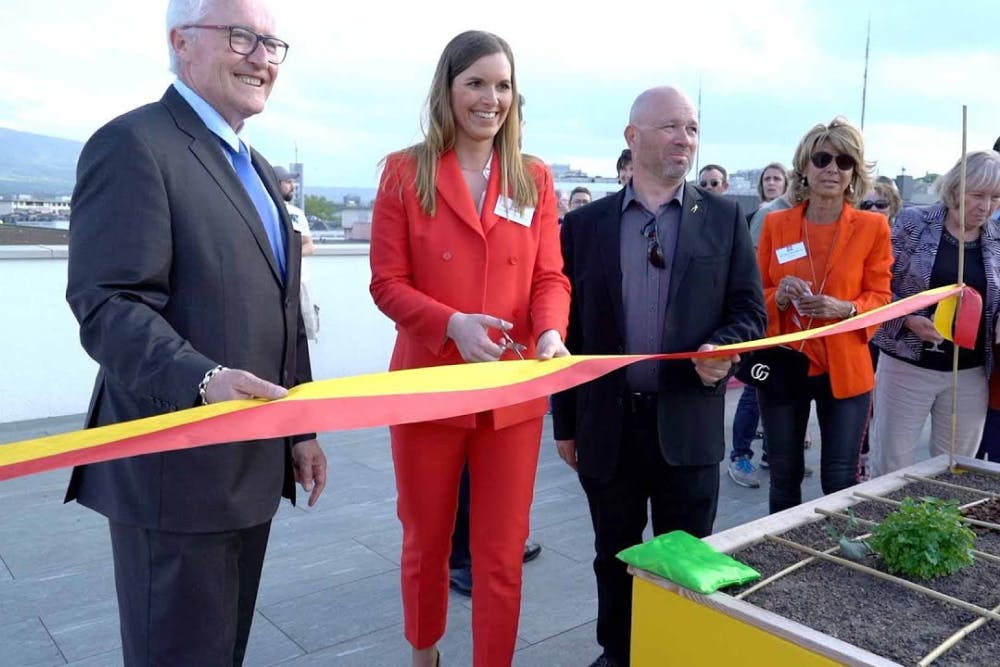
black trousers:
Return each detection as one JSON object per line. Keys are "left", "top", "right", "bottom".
{"left": 108, "top": 519, "right": 272, "bottom": 667}
{"left": 579, "top": 394, "right": 719, "bottom": 666}
{"left": 759, "top": 374, "right": 869, "bottom": 514}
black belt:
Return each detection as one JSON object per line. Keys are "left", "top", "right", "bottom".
{"left": 627, "top": 391, "right": 657, "bottom": 413}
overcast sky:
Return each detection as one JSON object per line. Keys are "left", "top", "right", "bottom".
{"left": 2, "top": 0, "right": 998, "bottom": 187}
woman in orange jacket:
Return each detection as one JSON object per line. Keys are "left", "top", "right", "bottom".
{"left": 757, "top": 117, "right": 892, "bottom": 514}
{"left": 369, "top": 31, "right": 570, "bottom": 667}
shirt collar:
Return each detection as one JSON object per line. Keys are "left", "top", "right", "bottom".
{"left": 172, "top": 78, "right": 245, "bottom": 154}
{"left": 621, "top": 178, "right": 684, "bottom": 214}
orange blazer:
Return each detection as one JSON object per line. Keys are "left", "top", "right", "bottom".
{"left": 369, "top": 148, "right": 571, "bottom": 429}
{"left": 758, "top": 202, "right": 893, "bottom": 398}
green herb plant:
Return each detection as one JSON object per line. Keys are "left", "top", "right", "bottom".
{"left": 869, "top": 497, "right": 975, "bottom": 580}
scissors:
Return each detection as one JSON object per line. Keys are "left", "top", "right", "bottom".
{"left": 500, "top": 330, "right": 526, "bottom": 360}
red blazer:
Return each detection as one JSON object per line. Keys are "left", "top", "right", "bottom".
{"left": 758, "top": 202, "right": 893, "bottom": 398}
{"left": 370, "top": 148, "right": 571, "bottom": 428}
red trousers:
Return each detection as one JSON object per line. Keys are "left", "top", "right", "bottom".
{"left": 391, "top": 416, "right": 542, "bottom": 667}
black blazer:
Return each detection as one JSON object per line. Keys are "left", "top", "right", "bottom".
{"left": 65, "top": 87, "right": 312, "bottom": 532}
{"left": 551, "top": 184, "right": 765, "bottom": 480}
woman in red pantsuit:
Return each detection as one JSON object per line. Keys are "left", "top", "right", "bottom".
{"left": 369, "top": 30, "right": 571, "bottom": 667}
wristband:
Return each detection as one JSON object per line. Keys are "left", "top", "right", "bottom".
{"left": 198, "top": 365, "right": 227, "bottom": 405}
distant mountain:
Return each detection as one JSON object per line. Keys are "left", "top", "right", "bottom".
{"left": 0, "top": 127, "right": 82, "bottom": 197}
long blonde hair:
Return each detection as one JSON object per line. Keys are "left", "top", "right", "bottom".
{"left": 407, "top": 30, "right": 537, "bottom": 216}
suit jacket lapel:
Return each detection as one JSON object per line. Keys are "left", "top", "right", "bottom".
{"left": 480, "top": 152, "right": 504, "bottom": 236}
{"left": 436, "top": 150, "right": 486, "bottom": 236}
{"left": 667, "top": 183, "right": 705, "bottom": 308}
{"left": 161, "top": 87, "right": 284, "bottom": 286}
{"left": 599, "top": 191, "right": 627, "bottom": 343}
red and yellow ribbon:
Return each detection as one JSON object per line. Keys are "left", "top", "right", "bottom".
{"left": 0, "top": 285, "right": 973, "bottom": 482}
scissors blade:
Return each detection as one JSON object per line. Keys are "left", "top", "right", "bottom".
{"left": 502, "top": 331, "right": 526, "bottom": 360}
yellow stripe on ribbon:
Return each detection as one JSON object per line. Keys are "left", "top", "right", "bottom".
{"left": 0, "top": 284, "right": 968, "bottom": 482}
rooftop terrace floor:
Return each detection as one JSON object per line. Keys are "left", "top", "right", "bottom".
{"left": 0, "top": 386, "right": 865, "bottom": 666}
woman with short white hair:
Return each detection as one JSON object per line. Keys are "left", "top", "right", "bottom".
{"left": 871, "top": 150, "right": 1000, "bottom": 476}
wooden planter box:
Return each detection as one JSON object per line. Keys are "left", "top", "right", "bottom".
{"left": 628, "top": 455, "right": 1000, "bottom": 667}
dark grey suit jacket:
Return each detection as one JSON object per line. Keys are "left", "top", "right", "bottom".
{"left": 65, "top": 86, "right": 312, "bottom": 532}
{"left": 551, "top": 184, "right": 766, "bottom": 481}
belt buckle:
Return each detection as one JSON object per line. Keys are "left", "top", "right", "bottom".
{"left": 630, "top": 392, "right": 654, "bottom": 413}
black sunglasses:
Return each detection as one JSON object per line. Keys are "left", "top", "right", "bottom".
{"left": 859, "top": 199, "right": 890, "bottom": 211}
{"left": 810, "top": 151, "right": 856, "bottom": 171}
{"left": 699, "top": 179, "right": 721, "bottom": 188}
{"left": 641, "top": 220, "right": 665, "bottom": 269}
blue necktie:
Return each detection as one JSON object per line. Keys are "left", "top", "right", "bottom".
{"left": 229, "top": 141, "right": 286, "bottom": 280}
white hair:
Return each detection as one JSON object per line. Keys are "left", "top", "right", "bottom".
{"left": 166, "top": 0, "right": 212, "bottom": 74}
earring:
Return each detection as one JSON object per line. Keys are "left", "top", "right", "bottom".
{"left": 847, "top": 183, "right": 854, "bottom": 195}
{"left": 801, "top": 176, "right": 809, "bottom": 188}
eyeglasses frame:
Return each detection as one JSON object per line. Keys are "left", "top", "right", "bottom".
{"left": 180, "top": 23, "right": 290, "bottom": 64}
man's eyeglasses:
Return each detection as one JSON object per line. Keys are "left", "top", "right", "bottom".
{"left": 699, "top": 179, "right": 722, "bottom": 188}
{"left": 181, "top": 24, "right": 290, "bottom": 64}
{"left": 641, "top": 220, "right": 665, "bottom": 269}
{"left": 859, "top": 199, "right": 890, "bottom": 211}
{"left": 810, "top": 151, "right": 856, "bottom": 171}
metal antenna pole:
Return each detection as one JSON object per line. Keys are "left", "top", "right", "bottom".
{"left": 860, "top": 17, "right": 871, "bottom": 130}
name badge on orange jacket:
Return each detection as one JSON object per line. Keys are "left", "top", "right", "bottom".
{"left": 494, "top": 196, "right": 534, "bottom": 227}
{"left": 776, "top": 241, "right": 807, "bottom": 264}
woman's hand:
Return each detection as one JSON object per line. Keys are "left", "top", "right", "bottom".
{"left": 536, "top": 329, "right": 570, "bottom": 360}
{"left": 796, "top": 294, "right": 854, "bottom": 319}
{"left": 906, "top": 315, "right": 945, "bottom": 344}
{"left": 446, "top": 312, "right": 510, "bottom": 362}
{"left": 775, "top": 276, "right": 813, "bottom": 310}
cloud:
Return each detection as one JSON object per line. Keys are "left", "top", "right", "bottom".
{"left": 3, "top": 0, "right": 1000, "bottom": 186}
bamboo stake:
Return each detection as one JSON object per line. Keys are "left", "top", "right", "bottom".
{"left": 902, "top": 473, "right": 999, "bottom": 498}
{"left": 733, "top": 541, "right": 861, "bottom": 600}
{"left": 918, "top": 600, "right": 1000, "bottom": 666}
{"left": 949, "top": 105, "right": 968, "bottom": 472}
{"left": 764, "top": 535, "right": 1000, "bottom": 622}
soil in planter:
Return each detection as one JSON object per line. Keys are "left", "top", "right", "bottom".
{"left": 727, "top": 474, "right": 1000, "bottom": 666}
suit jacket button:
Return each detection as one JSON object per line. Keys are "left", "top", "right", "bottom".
{"left": 616, "top": 345, "right": 624, "bottom": 354}
{"left": 616, "top": 396, "right": 624, "bottom": 406}
{"left": 442, "top": 251, "right": 453, "bottom": 261}
{"left": 509, "top": 256, "right": 519, "bottom": 265}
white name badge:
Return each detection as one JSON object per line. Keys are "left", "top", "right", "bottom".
{"left": 776, "top": 241, "right": 807, "bottom": 264}
{"left": 494, "top": 196, "right": 534, "bottom": 227}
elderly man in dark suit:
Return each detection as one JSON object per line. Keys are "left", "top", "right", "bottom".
{"left": 65, "top": 1, "right": 326, "bottom": 664}
{"left": 551, "top": 86, "right": 766, "bottom": 667}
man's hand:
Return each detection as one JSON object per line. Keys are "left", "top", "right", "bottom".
{"left": 906, "top": 315, "right": 945, "bottom": 344}
{"left": 204, "top": 368, "right": 288, "bottom": 404}
{"left": 292, "top": 439, "right": 327, "bottom": 507}
{"left": 536, "top": 329, "right": 570, "bottom": 360}
{"left": 692, "top": 343, "right": 739, "bottom": 386}
{"left": 555, "top": 439, "right": 578, "bottom": 470}
{"left": 447, "top": 312, "right": 510, "bottom": 362}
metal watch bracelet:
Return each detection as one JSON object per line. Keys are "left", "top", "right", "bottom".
{"left": 198, "top": 365, "right": 227, "bottom": 405}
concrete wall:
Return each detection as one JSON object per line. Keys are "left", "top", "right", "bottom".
{"left": 0, "top": 245, "right": 396, "bottom": 424}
